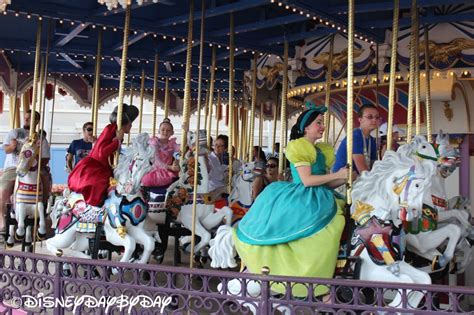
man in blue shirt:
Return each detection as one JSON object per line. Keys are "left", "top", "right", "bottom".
{"left": 333, "top": 104, "right": 379, "bottom": 174}
{"left": 66, "top": 122, "right": 95, "bottom": 172}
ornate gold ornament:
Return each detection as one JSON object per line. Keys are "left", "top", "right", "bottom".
{"left": 312, "top": 48, "right": 364, "bottom": 72}
{"left": 443, "top": 102, "right": 453, "bottom": 121}
{"left": 420, "top": 38, "right": 474, "bottom": 64}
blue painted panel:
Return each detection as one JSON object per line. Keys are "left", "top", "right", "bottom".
{"left": 0, "top": 147, "right": 68, "bottom": 185}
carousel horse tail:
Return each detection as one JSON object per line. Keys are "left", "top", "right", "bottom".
{"left": 209, "top": 225, "right": 237, "bottom": 269}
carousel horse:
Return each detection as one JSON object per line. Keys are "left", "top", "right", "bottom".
{"left": 165, "top": 130, "right": 233, "bottom": 256}
{"left": 9, "top": 133, "right": 47, "bottom": 244}
{"left": 46, "top": 133, "right": 156, "bottom": 265}
{"left": 227, "top": 162, "right": 257, "bottom": 225}
{"left": 400, "top": 133, "right": 472, "bottom": 273}
{"left": 350, "top": 149, "right": 436, "bottom": 309}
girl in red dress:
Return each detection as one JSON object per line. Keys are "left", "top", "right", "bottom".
{"left": 68, "top": 104, "right": 139, "bottom": 206}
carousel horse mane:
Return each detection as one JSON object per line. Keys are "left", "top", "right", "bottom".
{"left": 351, "top": 150, "right": 433, "bottom": 210}
{"left": 114, "top": 133, "right": 155, "bottom": 195}
{"left": 16, "top": 133, "right": 40, "bottom": 178}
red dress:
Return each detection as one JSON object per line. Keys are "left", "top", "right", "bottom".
{"left": 68, "top": 123, "right": 120, "bottom": 206}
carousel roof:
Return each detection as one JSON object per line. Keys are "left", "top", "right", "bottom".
{"left": 0, "top": 0, "right": 472, "bottom": 112}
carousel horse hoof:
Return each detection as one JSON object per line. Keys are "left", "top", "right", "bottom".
{"left": 14, "top": 231, "right": 25, "bottom": 241}
{"left": 431, "top": 255, "right": 448, "bottom": 272}
{"left": 449, "top": 257, "right": 457, "bottom": 274}
{"left": 200, "top": 256, "right": 208, "bottom": 265}
{"left": 153, "top": 252, "right": 164, "bottom": 264}
{"left": 55, "top": 249, "right": 64, "bottom": 257}
{"left": 5, "top": 241, "right": 14, "bottom": 248}
{"left": 37, "top": 232, "right": 47, "bottom": 241}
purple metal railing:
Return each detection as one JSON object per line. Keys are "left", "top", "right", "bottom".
{"left": 0, "top": 250, "right": 472, "bottom": 314}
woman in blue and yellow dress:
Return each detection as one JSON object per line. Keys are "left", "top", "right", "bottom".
{"left": 233, "top": 102, "right": 349, "bottom": 297}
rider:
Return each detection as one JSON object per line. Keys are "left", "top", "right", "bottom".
{"left": 252, "top": 157, "right": 279, "bottom": 201}
{"left": 66, "top": 122, "right": 95, "bottom": 172}
{"left": 68, "top": 104, "right": 139, "bottom": 207}
{"left": 141, "top": 118, "right": 180, "bottom": 187}
{"left": 208, "top": 134, "right": 229, "bottom": 201}
{"left": 0, "top": 110, "right": 47, "bottom": 236}
{"left": 234, "top": 102, "right": 348, "bottom": 297}
{"left": 333, "top": 104, "right": 379, "bottom": 174}
{"left": 378, "top": 122, "right": 404, "bottom": 159}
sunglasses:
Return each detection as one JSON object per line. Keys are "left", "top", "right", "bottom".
{"left": 266, "top": 164, "right": 277, "bottom": 169}
{"left": 363, "top": 115, "right": 381, "bottom": 120}
{"left": 85, "top": 128, "right": 93, "bottom": 132}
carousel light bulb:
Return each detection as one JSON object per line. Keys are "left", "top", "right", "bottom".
{"left": 436, "top": 72, "right": 440, "bottom": 77}
{"left": 113, "top": 27, "right": 117, "bottom": 32}
{"left": 70, "top": 21, "right": 74, "bottom": 25}
{"left": 162, "top": 35, "right": 166, "bottom": 39}
{"left": 300, "top": 11, "right": 304, "bottom": 15}
{"left": 464, "top": 70, "right": 469, "bottom": 76}
{"left": 172, "top": 37, "right": 176, "bottom": 41}
{"left": 285, "top": 5, "right": 289, "bottom": 9}
{"left": 103, "top": 26, "right": 107, "bottom": 30}
{"left": 449, "top": 71, "right": 454, "bottom": 76}
{"left": 293, "top": 8, "right": 297, "bottom": 12}
{"left": 92, "top": 24, "right": 96, "bottom": 28}
{"left": 306, "top": 14, "right": 310, "bottom": 18}
{"left": 38, "top": 16, "right": 43, "bottom": 21}
{"left": 2, "top": 11, "right": 6, "bottom": 15}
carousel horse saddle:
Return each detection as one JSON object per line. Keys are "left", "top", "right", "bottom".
{"left": 105, "top": 192, "right": 148, "bottom": 228}
{"left": 16, "top": 181, "right": 43, "bottom": 204}
{"left": 352, "top": 216, "right": 405, "bottom": 266}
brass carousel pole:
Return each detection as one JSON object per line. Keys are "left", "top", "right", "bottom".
{"left": 346, "top": 0, "right": 355, "bottom": 204}
{"left": 227, "top": 12, "right": 235, "bottom": 191}
{"left": 33, "top": 20, "right": 52, "bottom": 252}
{"left": 414, "top": 7, "right": 421, "bottom": 136}
{"left": 190, "top": 0, "right": 205, "bottom": 269}
{"left": 259, "top": 104, "right": 263, "bottom": 154}
{"left": 48, "top": 77, "right": 57, "bottom": 144}
{"left": 114, "top": 5, "right": 131, "bottom": 165}
{"left": 323, "top": 34, "right": 335, "bottom": 143}
{"left": 164, "top": 77, "right": 170, "bottom": 119}
{"left": 206, "top": 46, "right": 216, "bottom": 149}
{"left": 126, "top": 80, "right": 133, "bottom": 146}
{"left": 248, "top": 54, "right": 258, "bottom": 162}
{"left": 29, "top": 20, "right": 42, "bottom": 136}
{"left": 278, "top": 40, "right": 288, "bottom": 177}
{"left": 272, "top": 102, "right": 278, "bottom": 155}
{"left": 180, "top": 0, "right": 195, "bottom": 161}
{"left": 375, "top": 43, "right": 380, "bottom": 155}
{"left": 152, "top": 54, "right": 159, "bottom": 137}
{"left": 215, "top": 90, "right": 220, "bottom": 137}
{"left": 92, "top": 29, "right": 103, "bottom": 137}
{"left": 424, "top": 25, "right": 432, "bottom": 142}
{"left": 138, "top": 69, "right": 145, "bottom": 133}
{"left": 406, "top": 0, "right": 417, "bottom": 143}
{"left": 386, "top": 0, "right": 400, "bottom": 151}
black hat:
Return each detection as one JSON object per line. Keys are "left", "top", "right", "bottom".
{"left": 110, "top": 103, "right": 139, "bottom": 125}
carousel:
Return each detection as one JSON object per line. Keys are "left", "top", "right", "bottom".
{"left": 0, "top": 0, "right": 472, "bottom": 314}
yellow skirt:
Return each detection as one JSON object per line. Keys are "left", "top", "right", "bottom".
{"left": 233, "top": 199, "right": 345, "bottom": 297}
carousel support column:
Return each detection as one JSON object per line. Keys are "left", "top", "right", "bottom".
{"left": 180, "top": 0, "right": 195, "bottom": 161}
{"left": 164, "top": 77, "right": 170, "bottom": 119}
{"left": 227, "top": 12, "right": 235, "bottom": 190}
{"left": 29, "top": 19, "right": 42, "bottom": 136}
{"left": 152, "top": 54, "right": 159, "bottom": 137}
{"left": 138, "top": 69, "right": 145, "bottom": 133}
{"left": 190, "top": 0, "right": 205, "bottom": 269}
{"left": 414, "top": 8, "right": 421, "bottom": 136}
{"left": 423, "top": 25, "right": 432, "bottom": 142}
{"left": 278, "top": 40, "right": 289, "bottom": 177}
{"left": 346, "top": 0, "right": 355, "bottom": 204}
{"left": 406, "top": 0, "right": 417, "bottom": 143}
{"left": 48, "top": 78, "right": 57, "bottom": 144}
{"left": 22, "top": 90, "right": 30, "bottom": 121}
{"left": 127, "top": 80, "right": 134, "bottom": 146}
{"left": 248, "top": 54, "right": 258, "bottom": 162}
{"left": 386, "top": 0, "right": 400, "bottom": 151}
{"left": 92, "top": 29, "right": 103, "bottom": 137}
{"left": 239, "top": 107, "right": 246, "bottom": 160}
{"left": 323, "top": 34, "right": 335, "bottom": 143}
{"left": 375, "top": 43, "right": 380, "bottom": 154}
{"left": 11, "top": 68, "right": 20, "bottom": 129}
{"left": 207, "top": 46, "right": 216, "bottom": 149}
{"left": 114, "top": 5, "right": 131, "bottom": 166}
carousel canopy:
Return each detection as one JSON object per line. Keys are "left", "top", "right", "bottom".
{"left": 0, "top": 0, "right": 471, "bottom": 114}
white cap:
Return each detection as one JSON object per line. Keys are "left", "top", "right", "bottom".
{"left": 379, "top": 122, "right": 405, "bottom": 137}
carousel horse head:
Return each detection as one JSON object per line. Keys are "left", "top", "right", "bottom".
{"left": 396, "top": 135, "right": 439, "bottom": 164}
{"left": 16, "top": 133, "right": 40, "bottom": 178}
{"left": 436, "top": 130, "right": 460, "bottom": 178}
{"left": 114, "top": 133, "right": 155, "bottom": 195}
{"left": 239, "top": 162, "right": 257, "bottom": 182}
{"left": 187, "top": 130, "right": 207, "bottom": 153}
{"left": 351, "top": 150, "right": 436, "bottom": 225}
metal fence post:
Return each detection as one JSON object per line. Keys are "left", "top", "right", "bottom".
{"left": 53, "top": 261, "right": 63, "bottom": 315}
{"left": 259, "top": 266, "right": 270, "bottom": 315}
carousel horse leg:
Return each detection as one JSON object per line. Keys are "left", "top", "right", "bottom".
{"left": 201, "top": 206, "right": 233, "bottom": 230}
{"left": 127, "top": 223, "right": 155, "bottom": 264}
{"left": 6, "top": 224, "right": 15, "bottom": 248}
{"left": 46, "top": 226, "right": 78, "bottom": 257}
{"left": 439, "top": 210, "right": 471, "bottom": 233}
{"left": 397, "top": 261, "right": 432, "bottom": 309}
{"left": 14, "top": 203, "right": 26, "bottom": 239}
{"left": 179, "top": 206, "right": 212, "bottom": 254}
{"left": 36, "top": 202, "right": 47, "bottom": 239}
{"left": 103, "top": 220, "right": 136, "bottom": 264}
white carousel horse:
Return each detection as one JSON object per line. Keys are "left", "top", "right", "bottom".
{"left": 165, "top": 130, "right": 233, "bottom": 255}
{"left": 228, "top": 162, "right": 257, "bottom": 225}
{"left": 400, "top": 133, "right": 472, "bottom": 273}
{"left": 350, "top": 149, "right": 436, "bottom": 309}
{"left": 9, "top": 133, "right": 47, "bottom": 244}
{"left": 46, "top": 133, "right": 156, "bottom": 265}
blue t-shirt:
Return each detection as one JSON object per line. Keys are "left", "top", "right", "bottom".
{"left": 67, "top": 138, "right": 93, "bottom": 167}
{"left": 333, "top": 128, "right": 377, "bottom": 174}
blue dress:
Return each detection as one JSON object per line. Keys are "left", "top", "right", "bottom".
{"left": 233, "top": 137, "right": 345, "bottom": 297}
